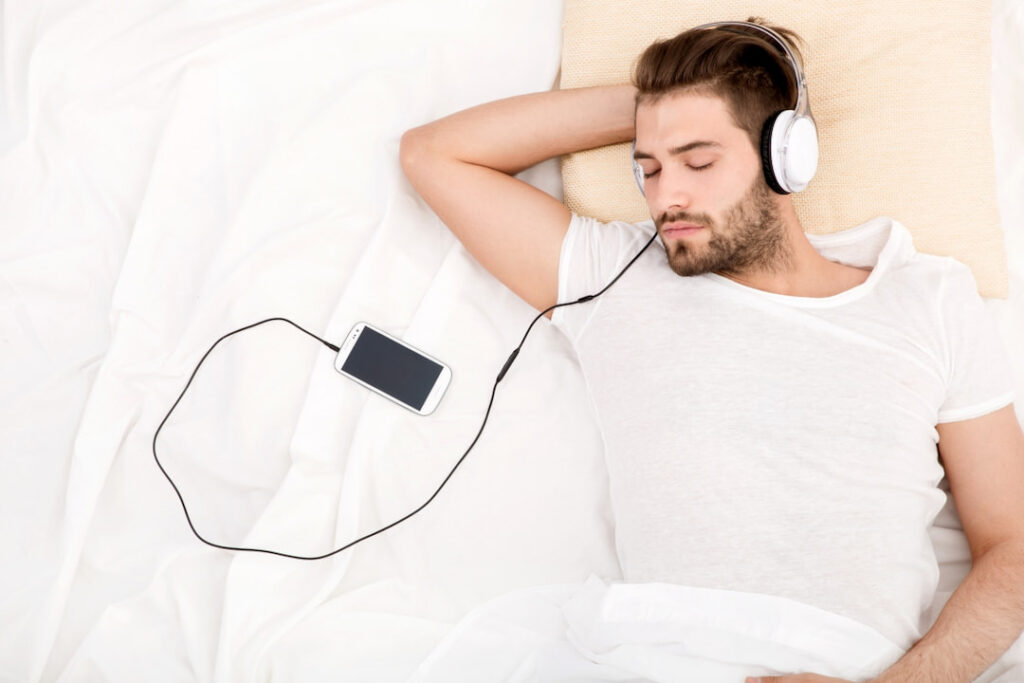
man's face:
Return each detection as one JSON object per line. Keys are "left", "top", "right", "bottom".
{"left": 633, "top": 91, "right": 789, "bottom": 278}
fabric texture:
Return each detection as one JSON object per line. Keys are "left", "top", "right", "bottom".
{"left": 407, "top": 574, "right": 907, "bottom": 682}
{"left": 558, "top": 0, "right": 1009, "bottom": 298}
{"left": 550, "top": 212, "right": 1016, "bottom": 652}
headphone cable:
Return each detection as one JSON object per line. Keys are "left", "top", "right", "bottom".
{"left": 152, "top": 232, "right": 659, "bottom": 560}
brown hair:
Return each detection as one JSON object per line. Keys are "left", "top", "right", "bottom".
{"left": 631, "top": 16, "right": 806, "bottom": 153}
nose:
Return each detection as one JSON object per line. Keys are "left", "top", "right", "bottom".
{"left": 652, "top": 165, "right": 695, "bottom": 215}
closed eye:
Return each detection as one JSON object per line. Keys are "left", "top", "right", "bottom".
{"left": 643, "top": 162, "right": 713, "bottom": 179}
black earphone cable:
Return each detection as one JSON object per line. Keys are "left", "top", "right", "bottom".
{"left": 152, "top": 231, "right": 660, "bottom": 560}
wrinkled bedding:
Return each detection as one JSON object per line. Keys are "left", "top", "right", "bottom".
{"left": 408, "top": 575, "right": 907, "bottom": 682}
{"left": 2, "top": 0, "right": 1023, "bottom": 681}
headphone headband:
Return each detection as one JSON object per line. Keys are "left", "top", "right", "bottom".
{"left": 689, "top": 20, "right": 812, "bottom": 121}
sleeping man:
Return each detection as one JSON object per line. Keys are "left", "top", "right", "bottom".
{"left": 398, "top": 17, "right": 1024, "bottom": 682}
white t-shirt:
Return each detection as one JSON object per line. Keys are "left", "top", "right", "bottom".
{"left": 550, "top": 212, "right": 1016, "bottom": 652}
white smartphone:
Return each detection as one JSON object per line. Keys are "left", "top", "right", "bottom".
{"left": 333, "top": 321, "right": 452, "bottom": 416}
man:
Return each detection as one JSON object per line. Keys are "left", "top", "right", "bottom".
{"left": 399, "top": 17, "right": 1024, "bottom": 682}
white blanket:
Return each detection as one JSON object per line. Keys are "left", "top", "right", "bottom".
{"left": 2, "top": 0, "right": 1023, "bottom": 681}
{"left": 409, "top": 574, "right": 906, "bottom": 682}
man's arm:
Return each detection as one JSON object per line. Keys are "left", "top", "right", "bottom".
{"left": 400, "top": 84, "right": 637, "bottom": 320}
{"left": 758, "top": 404, "right": 1024, "bottom": 683}
{"left": 872, "top": 403, "right": 1024, "bottom": 683}
{"left": 403, "top": 84, "right": 638, "bottom": 176}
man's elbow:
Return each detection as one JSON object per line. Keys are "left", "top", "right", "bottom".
{"left": 399, "top": 127, "right": 437, "bottom": 171}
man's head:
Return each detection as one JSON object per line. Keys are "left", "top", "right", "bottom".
{"left": 630, "top": 17, "right": 808, "bottom": 279}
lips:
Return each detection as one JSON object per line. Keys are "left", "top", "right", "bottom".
{"left": 663, "top": 221, "right": 704, "bottom": 236}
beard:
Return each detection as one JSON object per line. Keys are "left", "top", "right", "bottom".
{"left": 656, "top": 174, "right": 793, "bottom": 279}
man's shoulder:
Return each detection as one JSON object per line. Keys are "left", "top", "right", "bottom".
{"left": 880, "top": 218, "right": 977, "bottom": 294}
{"left": 904, "top": 252, "right": 979, "bottom": 294}
{"left": 885, "top": 236, "right": 957, "bottom": 279}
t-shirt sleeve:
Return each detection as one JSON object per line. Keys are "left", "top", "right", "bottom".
{"left": 549, "top": 211, "right": 654, "bottom": 342}
{"left": 935, "top": 260, "right": 1017, "bottom": 423}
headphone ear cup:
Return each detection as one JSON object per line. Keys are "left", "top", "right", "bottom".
{"left": 760, "top": 110, "right": 789, "bottom": 195}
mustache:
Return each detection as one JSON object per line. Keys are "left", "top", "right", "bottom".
{"left": 658, "top": 213, "right": 711, "bottom": 228}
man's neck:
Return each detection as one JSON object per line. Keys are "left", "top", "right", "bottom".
{"left": 716, "top": 213, "right": 866, "bottom": 298}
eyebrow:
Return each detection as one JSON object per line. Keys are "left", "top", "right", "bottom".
{"left": 632, "top": 140, "right": 722, "bottom": 161}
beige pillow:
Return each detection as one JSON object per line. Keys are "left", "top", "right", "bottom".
{"left": 559, "top": 1, "right": 1009, "bottom": 298}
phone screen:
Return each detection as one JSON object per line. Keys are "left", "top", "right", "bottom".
{"left": 341, "top": 326, "right": 444, "bottom": 411}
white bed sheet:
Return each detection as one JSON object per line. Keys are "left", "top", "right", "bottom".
{"left": 1, "top": 1, "right": 1022, "bottom": 681}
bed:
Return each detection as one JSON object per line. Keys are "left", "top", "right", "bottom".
{"left": 1, "top": 0, "right": 1022, "bottom": 680}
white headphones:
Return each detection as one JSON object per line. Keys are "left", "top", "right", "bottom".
{"left": 631, "top": 20, "right": 819, "bottom": 196}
